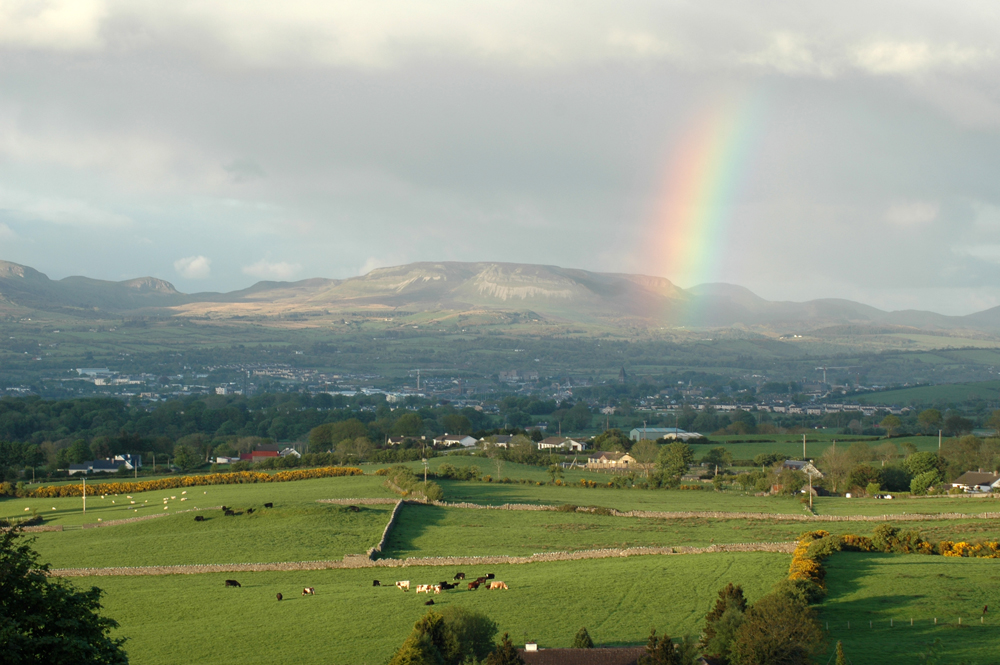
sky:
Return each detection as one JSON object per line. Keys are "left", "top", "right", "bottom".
{"left": 1, "top": 1, "right": 1000, "bottom": 315}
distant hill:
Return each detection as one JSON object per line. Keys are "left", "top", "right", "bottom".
{"left": 1, "top": 258, "right": 998, "bottom": 333}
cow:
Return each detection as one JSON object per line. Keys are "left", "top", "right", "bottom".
{"left": 247, "top": 508, "right": 255, "bottom": 515}
{"left": 224, "top": 509, "right": 235, "bottom": 516}
{"left": 225, "top": 580, "right": 241, "bottom": 588}
{"left": 486, "top": 573, "right": 495, "bottom": 580}
{"left": 488, "top": 581, "right": 508, "bottom": 590}
{"left": 433, "top": 585, "right": 442, "bottom": 594}
{"left": 302, "top": 587, "right": 315, "bottom": 596}
{"left": 348, "top": 505, "right": 361, "bottom": 512}
{"left": 439, "top": 582, "right": 455, "bottom": 590}
{"left": 264, "top": 503, "right": 273, "bottom": 508}
{"left": 416, "top": 584, "right": 431, "bottom": 594}
{"left": 468, "top": 581, "right": 480, "bottom": 590}
{"left": 276, "top": 593, "right": 283, "bottom": 601}
{"left": 194, "top": 515, "right": 205, "bottom": 522}
{"left": 395, "top": 581, "right": 410, "bottom": 591}
{"left": 475, "top": 576, "right": 487, "bottom": 583}
{"left": 373, "top": 580, "right": 381, "bottom": 587}
{"left": 454, "top": 572, "right": 465, "bottom": 580}
{"left": 221, "top": 506, "right": 228, "bottom": 512}
{"left": 424, "top": 599, "right": 435, "bottom": 606}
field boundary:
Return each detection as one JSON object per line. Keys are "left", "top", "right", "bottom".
{"left": 47, "top": 541, "right": 797, "bottom": 577}
{"left": 318, "top": 497, "right": 1000, "bottom": 523}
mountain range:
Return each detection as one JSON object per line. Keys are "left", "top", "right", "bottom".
{"left": 3, "top": 259, "right": 1000, "bottom": 334}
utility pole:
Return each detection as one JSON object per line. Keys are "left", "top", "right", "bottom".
{"left": 82, "top": 476, "right": 86, "bottom": 514}
{"left": 803, "top": 434, "right": 807, "bottom": 460}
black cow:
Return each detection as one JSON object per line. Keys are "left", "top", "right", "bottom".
{"left": 264, "top": 503, "right": 273, "bottom": 508}
{"left": 194, "top": 515, "right": 204, "bottom": 522}
{"left": 348, "top": 505, "right": 361, "bottom": 512}
{"left": 225, "top": 580, "right": 241, "bottom": 588}
{"left": 276, "top": 593, "right": 283, "bottom": 601}
{"left": 424, "top": 599, "right": 435, "bottom": 606}
{"left": 486, "top": 573, "right": 495, "bottom": 580}
{"left": 246, "top": 508, "right": 254, "bottom": 515}
{"left": 221, "top": 506, "right": 228, "bottom": 511}
{"left": 475, "top": 577, "right": 487, "bottom": 584}
{"left": 373, "top": 580, "right": 381, "bottom": 587}
{"left": 224, "top": 510, "right": 235, "bottom": 516}
{"left": 454, "top": 572, "right": 465, "bottom": 580}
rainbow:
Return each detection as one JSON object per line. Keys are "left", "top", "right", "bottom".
{"left": 657, "top": 94, "right": 763, "bottom": 289}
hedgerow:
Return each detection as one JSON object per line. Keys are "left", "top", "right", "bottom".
{"left": 23, "top": 467, "right": 363, "bottom": 498}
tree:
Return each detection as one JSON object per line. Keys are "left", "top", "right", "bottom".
{"left": 702, "top": 447, "right": 733, "bottom": 472}
{"left": 484, "top": 439, "right": 506, "bottom": 479}
{"left": 391, "top": 413, "right": 425, "bottom": 437}
{"left": 631, "top": 439, "right": 660, "bottom": 477}
{"left": 944, "top": 413, "right": 974, "bottom": 436}
{"left": 572, "top": 627, "right": 594, "bottom": 648}
{"left": 640, "top": 628, "right": 681, "bottom": 665}
{"left": 874, "top": 441, "right": 898, "bottom": 467}
{"left": 835, "top": 641, "right": 847, "bottom": 665}
{"left": 846, "top": 464, "right": 880, "bottom": 492}
{"left": 308, "top": 418, "right": 368, "bottom": 452}
{"left": 847, "top": 442, "right": 873, "bottom": 464}
{"left": 903, "top": 451, "right": 942, "bottom": 477}
{"left": 910, "top": 470, "right": 941, "bottom": 495}
{"left": 729, "top": 593, "right": 824, "bottom": 665}
{"left": 172, "top": 444, "right": 198, "bottom": 471}
{"left": 879, "top": 415, "right": 902, "bottom": 437}
{"left": 818, "top": 446, "right": 851, "bottom": 493}
{"left": 389, "top": 607, "right": 497, "bottom": 665}
{"left": 547, "top": 464, "right": 564, "bottom": 483}
{"left": 594, "top": 429, "right": 630, "bottom": 452}
{"left": 701, "top": 583, "right": 747, "bottom": 663}
{"left": 0, "top": 526, "right": 128, "bottom": 664}
{"left": 441, "top": 414, "right": 472, "bottom": 435}
{"left": 486, "top": 633, "right": 525, "bottom": 665}
{"left": 917, "top": 408, "right": 943, "bottom": 432}
{"left": 656, "top": 441, "right": 694, "bottom": 478}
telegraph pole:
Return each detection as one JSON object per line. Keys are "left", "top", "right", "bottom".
{"left": 82, "top": 476, "right": 86, "bottom": 514}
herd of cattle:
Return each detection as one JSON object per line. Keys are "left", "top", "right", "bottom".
{"left": 372, "top": 572, "right": 509, "bottom": 599}
{"left": 225, "top": 579, "right": 314, "bottom": 601}
{"left": 194, "top": 502, "right": 275, "bottom": 521}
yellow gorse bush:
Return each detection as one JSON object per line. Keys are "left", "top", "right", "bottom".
{"left": 27, "top": 466, "right": 363, "bottom": 498}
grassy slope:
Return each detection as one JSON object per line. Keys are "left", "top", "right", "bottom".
{"left": 88, "top": 553, "right": 790, "bottom": 665}
{"left": 696, "top": 435, "right": 941, "bottom": 461}
{"left": 0, "top": 475, "right": 393, "bottom": 526}
{"left": 819, "top": 553, "right": 1000, "bottom": 665}
{"left": 30, "top": 503, "right": 394, "bottom": 568}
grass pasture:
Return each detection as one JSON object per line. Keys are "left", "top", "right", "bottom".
{"left": 88, "top": 552, "right": 790, "bottom": 665}
{"left": 696, "top": 435, "right": 941, "bottom": 462}
{"left": 819, "top": 553, "right": 1000, "bottom": 664}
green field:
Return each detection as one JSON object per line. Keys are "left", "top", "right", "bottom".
{"left": 850, "top": 379, "right": 1000, "bottom": 406}
{"left": 813, "top": 494, "right": 1000, "bottom": 516}
{"left": 85, "top": 552, "right": 790, "bottom": 665}
{"left": 696, "top": 435, "right": 941, "bottom": 462}
{"left": 819, "top": 553, "right": 1000, "bottom": 664}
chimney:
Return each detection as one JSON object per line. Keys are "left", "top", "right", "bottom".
{"left": 525, "top": 642, "right": 538, "bottom": 652}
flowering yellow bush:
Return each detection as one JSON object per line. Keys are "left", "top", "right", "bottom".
{"left": 840, "top": 534, "right": 874, "bottom": 552}
{"left": 27, "top": 466, "right": 363, "bottom": 498}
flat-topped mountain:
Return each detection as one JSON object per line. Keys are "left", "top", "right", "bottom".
{"left": 2, "top": 258, "right": 1000, "bottom": 333}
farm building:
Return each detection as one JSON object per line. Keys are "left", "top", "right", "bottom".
{"left": 433, "top": 433, "right": 478, "bottom": 448}
{"left": 478, "top": 434, "right": 515, "bottom": 448}
{"left": 538, "top": 436, "right": 588, "bottom": 451}
{"left": 629, "top": 427, "right": 700, "bottom": 442}
{"left": 950, "top": 471, "right": 1000, "bottom": 492}
{"left": 587, "top": 451, "right": 638, "bottom": 469}
{"left": 781, "top": 460, "right": 823, "bottom": 477}
{"left": 68, "top": 455, "right": 140, "bottom": 475}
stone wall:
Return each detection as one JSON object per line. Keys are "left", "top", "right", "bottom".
{"left": 367, "top": 500, "right": 405, "bottom": 558}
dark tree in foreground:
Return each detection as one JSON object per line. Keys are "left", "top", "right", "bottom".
{"left": 388, "top": 607, "right": 498, "bottom": 665}
{"left": 701, "top": 583, "right": 748, "bottom": 664}
{"left": 0, "top": 526, "right": 128, "bottom": 665}
{"left": 486, "top": 633, "right": 526, "bottom": 665}
{"left": 572, "top": 627, "right": 594, "bottom": 648}
{"left": 729, "top": 592, "right": 824, "bottom": 665}
{"left": 640, "top": 628, "right": 682, "bottom": 665}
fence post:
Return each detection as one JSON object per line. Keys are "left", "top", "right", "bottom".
{"left": 934, "top": 618, "right": 937, "bottom": 625}
{"left": 959, "top": 617, "right": 962, "bottom": 626}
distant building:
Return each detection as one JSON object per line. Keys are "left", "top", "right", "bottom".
{"left": 951, "top": 472, "right": 1000, "bottom": 493}
{"left": 629, "top": 427, "right": 699, "bottom": 442}
{"left": 478, "top": 434, "right": 514, "bottom": 448}
{"left": 240, "top": 450, "right": 279, "bottom": 462}
{"left": 587, "top": 451, "right": 637, "bottom": 469}
{"left": 68, "top": 458, "right": 134, "bottom": 475}
{"left": 519, "top": 646, "right": 644, "bottom": 665}
{"left": 433, "top": 434, "right": 478, "bottom": 448}
{"left": 781, "top": 460, "right": 823, "bottom": 477}
{"left": 538, "top": 436, "right": 587, "bottom": 451}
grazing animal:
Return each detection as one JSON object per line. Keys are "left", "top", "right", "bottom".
{"left": 486, "top": 573, "right": 495, "bottom": 580}
{"left": 985, "top": 605, "right": 989, "bottom": 615}
{"left": 302, "top": 587, "right": 315, "bottom": 596}
{"left": 425, "top": 599, "right": 435, "bottom": 606}
{"left": 373, "top": 580, "right": 381, "bottom": 587}
{"left": 348, "top": 505, "right": 360, "bottom": 512}
{"left": 194, "top": 515, "right": 204, "bottom": 522}
{"left": 224, "top": 580, "right": 241, "bottom": 588}
{"left": 276, "top": 593, "right": 283, "bottom": 601}
{"left": 454, "top": 572, "right": 465, "bottom": 580}
{"left": 433, "top": 585, "right": 442, "bottom": 594}
{"left": 246, "top": 508, "right": 254, "bottom": 515}
{"left": 416, "top": 585, "right": 431, "bottom": 594}
{"left": 395, "top": 581, "right": 410, "bottom": 591}
{"left": 221, "top": 506, "right": 228, "bottom": 511}
{"left": 264, "top": 503, "right": 273, "bottom": 508}
{"left": 488, "top": 581, "right": 508, "bottom": 590}
{"left": 475, "top": 577, "right": 487, "bottom": 585}
{"left": 468, "top": 581, "right": 480, "bottom": 590}
{"left": 224, "top": 509, "right": 235, "bottom": 516}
